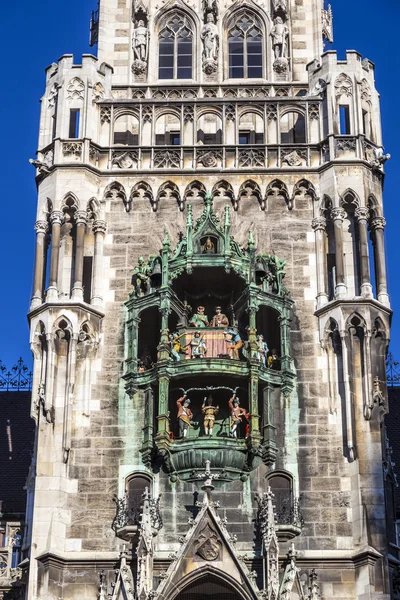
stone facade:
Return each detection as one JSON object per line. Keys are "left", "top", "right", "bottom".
{"left": 25, "top": 0, "right": 394, "bottom": 599}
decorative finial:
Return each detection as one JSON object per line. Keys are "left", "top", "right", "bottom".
{"left": 163, "top": 229, "right": 170, "bottom": 249}
{"left": 204, "top": 191, "right": 213, "bottom": 212}
{"left": 248, "top": 229, "right": 255, "bottom": 251}
{"left": 187, "top": 204, "right": 193, "bottom": 227}
{"left": 224, "top": 204, "right": 231, "bottom": 227}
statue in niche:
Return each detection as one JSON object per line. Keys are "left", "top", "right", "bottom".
{"left": 268, "top": 255, "right": 287, "bottom": 295}
{"left": 201, "top": 13, "right": 219, "bottom": 63}
{"left": 210, "top": 306, "right": 229, "bottom": 328}
{"left": 267, "top": 349, "right": 281, "bottom": 370}
{"left": 224, "top": 328, "right": 243, "bottom": 359}
{"left": 190, "top": 306, "right": 209, "bottom": 328}
{"left": 132, "top": 20, "right": 149, "bottom": 75}
{"left": 202, "top": 395, "right": 219, "bottom": 436}
{"left": 169, "top": 332, "right": 187, "bottom": 362}
{"left": 190, "top": 332, "right": 207, "bottom": 359}
{"left": 131, "top": 256, "right": 150, "bottom": 296}
{"left": 202, "top": 236, "right": 216, "bottom": 254}
{"left": 177, "top": 394, "right": 193, "bottom": 438}
{"left": 271, "top": 17, "right": 289, "bottom": 59}
{"left": 256, "top": 334, "right": 269, "bottom": 367}
{"left": 228, "top": 393, "right": 248, "bottom": 438}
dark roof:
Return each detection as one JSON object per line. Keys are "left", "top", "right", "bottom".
{"left": 0, "top": 391, "right": 35, "bottom": 515}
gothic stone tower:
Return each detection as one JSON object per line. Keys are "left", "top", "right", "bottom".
{"left": 26, "top": 0, "right": 393, "bottom": 599}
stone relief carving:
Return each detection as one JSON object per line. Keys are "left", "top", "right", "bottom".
{"left": 360, "top": 78, "right": 372, "bottom": 102}
{"left": 47, "top": 83, "right": 60, "bottom": 108}
{"left": 308, "top": 103, "right": 320, "bottom": 120}
{"left": 142, "top": 105, "right": 153, "bottom": 123}
{"left": 322, "top": 4, "right": 333, "bottom": 44}
{"left": 197, "top": 150, "right": 222, "bottom": 167}
{"left": 154, "top": 150, "right": 180, "bottom": 168}
{"left": 281, "top": 149, "right": 306, "bottom": 167}
{"left": 63, "top": 142, "right": 83, "bottom": 158}
{"left": 239, "top": 149, "right": 265, "bottom": 168}
{"left": 112, "top": 151, "right": 139, "bottom": 169}
{"left": 183, "top": 105, "right": 194, "bottom": 123}
{"left": 201, "top": 13, "right": 219, "bottom": 75}
{"left": 195, "top": 523, "right": 221, "bottom": 560}
{"left": 336, "top": 137, "right": 356, "bottom": 152}
{"left": 100, "top": 106, "right": 111, "bottom": 124}
{"left": 66, "top": 77, "right": 85, "bottom": 101}
{"left": 272, "top": 0, "right": 287, "bottom": 15}
{"left": 266, "top": 105, "right": 278, "bottom": 121}
{"left": 334, "top": 73, "right": 353, "bottom": 98}
{"left": 92, "top": 81, "right": 105, "bottom": 103}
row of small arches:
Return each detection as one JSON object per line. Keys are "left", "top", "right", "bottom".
{"left": 103, "top": 178, "right": 317, "bottom": 212}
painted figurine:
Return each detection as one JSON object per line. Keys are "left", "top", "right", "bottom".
{"left": 224, "top": 328, "right": 243, "bottom": 359}
{"left": 177, "top": 394, "right": 193, "bottom": 438}
{"left": 202, "top": 395, "right": 219, "bottom": 436}
{"left": 190, "top": 306, "right": 209, "bottom": 328}
{"left": 228, "top": 393, "right": 248, "bottom": 438}
{"left": 169, "top": 332, "right": 187, "bottom": 362}
{"left": 268, "top": 348, "right": 281, "bottom": 370}
{"left": 210, "top": 306, "right": 229, "bottom": 328}
{"left": 256, "top": 334, "right": 269, "bottom": 367}
{"left": 190, "top": 332, "right": 207, "bottom": 359}
{"left": 202, "top": 237, "right": 215, "bottom": 254}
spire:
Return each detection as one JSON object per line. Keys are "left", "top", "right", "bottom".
{"left": 197, "top": 459, "right": 220, "bottom": 505}
{"left": 204, "top": 190, "right": 213, "bottom": 214}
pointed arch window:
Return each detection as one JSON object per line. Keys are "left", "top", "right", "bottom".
{"left": 228, "top": 11, "right": 263, "bottom": 79}
{"left": 159, "top": 14, "right": 193, "bottom": 80}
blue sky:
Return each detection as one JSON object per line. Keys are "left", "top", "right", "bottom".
{"left": 1, "top": 0, "right": 399, "bottom": 372}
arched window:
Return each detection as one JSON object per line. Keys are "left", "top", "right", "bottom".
{"left": 228, "top": 11, "right": 263, "bottom": 79}
{"left": 155, "top": 113, "right": 181, "bottom": 145}
{"left": 197, "top": 112, "right": 222, "bottom": 145}
{"left": 266, "top": 472, "right": 294, "bottom": 523}
{"left": 280, "top": 111, "right": 306, "bottom": 143}
{"left": 159, "top": 13, "right": 193, "bottom": 80}
{"left": 113, "top": 113, "right": 139, "bottom": 145}
{"left": 238, "top": 112, "right": 264, "bottom": 144}
{"left": 126, "top": 473, "right": 152, "bottom": 516}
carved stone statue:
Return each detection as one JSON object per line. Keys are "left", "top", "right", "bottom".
{"left": 201, "top": 13, "right": 219, "bottom": 74}
{"left": 271, "top": 17, "right": 289, "bottom": 60}
{"left": 228, "top": 393, "right": 248, "bottom": 438}
{"left": 177, "top": 394, "right": 193, "bottom": 438}
{"left": 210, "top": 306, "right": 229, "bottom": 328}
{"left": 202, "top": 395, "right": 219, "bottom": 436}
{"left": 201, "top": 14, "right": 218, "bottom": 60}
{"left": 190, "top": 332, "right": 207, "bottom": 358}
{"left": 190, "top": 306, "right": 209, "bottom": 328}
{"left": 132, "top": 20, "right": 149, "bottom": 74}
{"left": 133, "top": 20, "right": 149, "bottom": 61}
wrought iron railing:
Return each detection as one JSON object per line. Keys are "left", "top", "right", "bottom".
{"left": 89, "top": 5, "right": 99, "bottom": 47}
{"left": 387, "top": 353, "right": 400, "bottom": 387}
{"left": 0, "top": 358, "right": 32, "bottom": 392}
{"left": 272, "top": 492, "right": 303, "bottom": 529}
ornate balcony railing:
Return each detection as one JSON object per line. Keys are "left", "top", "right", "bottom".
{"left": 387, "top": 353, "right": 400, "bottom": 387}
{"left": 273, "top": 492, "right": 303, "bottom": 529}
{"left": 0, "top": 358, "right": 32, "bottom": 392}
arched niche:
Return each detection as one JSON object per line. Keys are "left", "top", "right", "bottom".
{"left": 113, "top": 113, "right": 139, "bottom": 145}
{"left": 197, "top": 112, "right": 223, "bottom": 145}
{"left": 280, "top": 110, "right": 306, "bottom": 143}
{"left": 171, "top": 267, "right": 248, "bottom": 332}
{"left": 173, "top": 575, "right": 246, "bottom": 600}
{"left": 155, "top": 112, "right": 181, "bottom": 145}
{"left": 125, "top": 472, "right": 152, "bottom": 516}
{"left": 238, "top": 111, "right": 264, "bottom": 144}
{"left": 256, "top": 305, "right": 281, "bottom": 363}
{"left": 137, "top": 306, "right": 161, "bottom": 371}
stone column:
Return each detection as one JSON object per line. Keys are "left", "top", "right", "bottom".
{"left": 31, "top": 220, "right": 49, "bottom": 309}
{"left": 331, "top": 208, "right": 347, "bottom": 298}
{"left": 340, "top": 330, "right": 355, "bottom": 461}
{"left": 71, "top": 210, "right": 87, "bottom": 301}
{"left": 46, "top": 211, "right": 64, "bottom": 302}
{"left": 91, "top": 219, "right": 107, "bottom": 306}
{"left": 370, "top": 217, "right": 389, "bottom": 305}
{"left": 355, "top": 207, "right": 372, "bottom": 298}
{"left": 312, "top": 217, "right": 328, "bottom": 307}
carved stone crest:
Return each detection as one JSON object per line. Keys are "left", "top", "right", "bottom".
{"left": 195, "top": 523, "right": 221, "bottom": 561}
